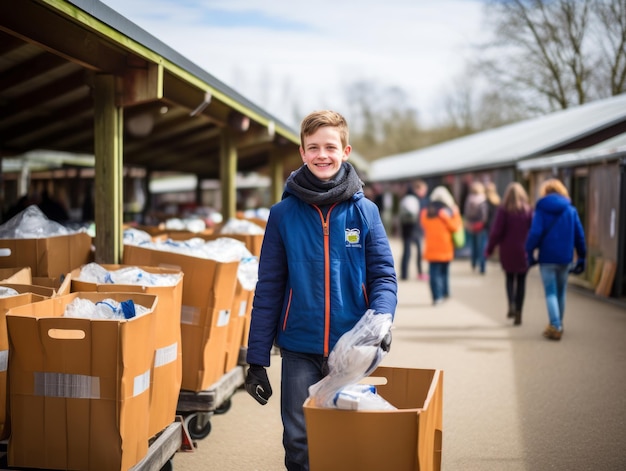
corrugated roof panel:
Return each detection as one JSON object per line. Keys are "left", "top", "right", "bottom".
{"left": 517, "top": 132, "right": 626, "bottom": 171}
{"left": 370, "top": 93, "right": 626, "bottom": 181}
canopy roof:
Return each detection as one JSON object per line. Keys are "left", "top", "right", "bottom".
{"left": 370, "top": 93, "right": 626, "bottom": 182}
{"left": 0, "top": 0, "right": 301, "bottom": 178}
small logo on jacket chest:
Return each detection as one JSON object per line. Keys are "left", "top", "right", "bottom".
{"left": 345, "top": 228, "right": 361, "bottom": 248}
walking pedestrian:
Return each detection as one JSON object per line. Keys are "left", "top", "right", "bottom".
{"left": 463, "top": 181, "right": 489, "bottom": 274}
{"left": 485, "top": 182, "right": 532, "bottom": 325}
{"left": 244, "top": 110, "right": 397, "bottom": 471}
{"left": 420, "top": 185, "right": 462, "bottom": 305}
{"left": 525, "top": 178, "right": 586, "bottom": 341}
{"left": 485, "top": 181, "right": 501, "bottom": 234}
{"left": 399, "top": 180, "right": 428, "bottom": 280}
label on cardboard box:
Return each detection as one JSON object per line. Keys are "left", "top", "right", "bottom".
{"left": 34, "top": 372, "right": 100, "bottom": 399}
{"left": 155, "top": 342, "right": 178, "bottom": 368}
{"left": 238, "top": 300, "right": 247, "bottom": 317}
{"left": 133, "top": 370, "right": 151, "bottom": 397}
{"left": 0, "top": 350, "right": 7, "bottom": 372}
{"left": 217, "top": 309, "right": 230, "bottom": 327}
{"left": 181, "top": 305, "right": 200, "bottom": 325}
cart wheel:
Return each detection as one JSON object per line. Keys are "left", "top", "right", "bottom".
{"left": 159, "top": 458, "right": 174, "bottom": 471}
{"left": 215, "top": 398, "right": 232, "bottom": 415}
{"left": 185, "top": 413, "right": 212, "bottom": 440}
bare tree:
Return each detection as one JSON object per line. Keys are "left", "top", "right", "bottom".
{"left": 344, "top": 81, "right": 424, "bottom": 160}
{"left": 593, "top": 0, "right": 626, "bottom": 95}
{"left": 478, "top": 0, "right": 626, "bottom": 114}
{"left": 438, "top": 64, "right": 528, "bottom": 134}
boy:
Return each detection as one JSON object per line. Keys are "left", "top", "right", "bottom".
{"left": 245, "top": 110, "right": 398, "bottom": 471}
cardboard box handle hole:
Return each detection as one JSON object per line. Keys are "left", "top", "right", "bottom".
{"left": 47, "top": 328, "right": 86, "bottom": 340}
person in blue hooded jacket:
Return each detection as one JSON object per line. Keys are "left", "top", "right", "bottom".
{"left": 244, "top": 110, "right": 397, "bottom": 471}
{"left": 525, "top": 178, "right": 586, "bottom": 341}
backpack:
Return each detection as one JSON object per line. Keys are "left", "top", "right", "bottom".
{"left": 399, "top": 194, "right": 420, "bottom": 224}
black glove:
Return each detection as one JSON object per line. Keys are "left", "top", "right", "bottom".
{"left": 381, "top": 331, "right": 392, "bottom": 353}
{"left": 570, "top": 258, "right": 586, "bottom": 275}
{"left": 245, "top": 364, "right": 272, "bottom": 405}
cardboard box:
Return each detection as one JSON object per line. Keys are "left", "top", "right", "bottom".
{"left": 224, "top": 281, "right": 254, "bottom": 373}
{"left": 6, "top": 292, "right": 157, "bottom": 471}
{"left": 0, "top": 232, "right": 93, "bottom": 278}
{"left": 70, "top": 264, "right": 184, "bottom": 438}
{"left": 0, "top": 267, "right": 32, "bottom": 284}
{"left": 0, "top": 265, "right": 71, "bottom": 296}
{"left": 0, "top": 287, "right": 50, "bottom": 440}
{"left": 32, "top": 274, "right": 73, "bottom": 295}
{"left": 122, "top": 245, "right": 239, "bottom": 392}
{"left": 304, "top": 366, "right": 443, "bottom": 471}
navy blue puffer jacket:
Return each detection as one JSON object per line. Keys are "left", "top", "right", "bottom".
{"left": 246, "top": 189, "right": 397, "bottom": 367}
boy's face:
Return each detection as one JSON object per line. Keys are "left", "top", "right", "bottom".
{"left": 299, "top": 126, "right": 351, "bottom": 181}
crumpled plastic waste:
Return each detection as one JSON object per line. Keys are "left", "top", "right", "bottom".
{"left": 164, "top": 217, "right": 206, "bottom": 233}
{"left": 220, "top": 218, "right": 265, "bottom": 235}
{"left": 307, "top": 309, "right": 395, "bottom": 410}
{"left": 241, "top": 207, "right": 270, "bottom": 222}
{"left": 123, "top": 234, "right": 259, "bottom": 290}
{"left": 123, "top": 228, "right": 153, "bottom": 245}
{"left": 0, "top": 287, "right": 19, "bottom": 298}
{"left": 332, "top": 384, "right": 396, "bottom": 411}
{"left": 0, "top": 205, "right": 81, "bottom": 239}
{"left": 77, "top": 262, "right": 182, "bottom": 286}
{"left": 63, "top": 297, "right": 151, "bottom": 320}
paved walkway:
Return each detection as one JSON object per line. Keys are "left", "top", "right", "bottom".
{"left": 174, "top": 236, "right": 626, "bottom": 470}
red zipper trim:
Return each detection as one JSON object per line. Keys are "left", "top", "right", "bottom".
{"left": 282, "top": 289, "right": 293, "bottom": 331}
{"left": 313, "top": 203, "right": 338, "bottom": 358}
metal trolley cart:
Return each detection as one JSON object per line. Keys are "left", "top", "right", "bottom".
{"left": 176, "top": 365, "right": 246, "bottom": 441}
{"left": 0, "top": 417, "right": 193, "bottom": 471}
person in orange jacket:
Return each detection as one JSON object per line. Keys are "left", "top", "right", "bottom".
{"left": 420, "top": 185, "right": 462, "bottom": 305}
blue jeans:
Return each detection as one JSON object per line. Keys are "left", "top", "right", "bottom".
{"left": 401, "top": 229, "right": 423, "bottom": 279}
{"left": 539, "top": 264, "right": 570, "bottom": 330}
{"left": 280, "top": 349, "right": 326, "bottom": 471}
{"left": 429, "top": 262, "right": 450, "bottom": 302}
{"left": 467, "top": 229, "right": 487, "bottom": 273}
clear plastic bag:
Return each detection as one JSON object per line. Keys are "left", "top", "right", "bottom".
{"left": 332, "top": 383, "right": 396, "bottom": 411}
{"left": 0, "top": 287, "right": 19, "bottom": 298}
{"left": 77, "top": 262, "right": 181, "bottom": 286}
{"left": 63, "top": 297, "right": 151, "bottom": 320}
{"left": 308, "top": 309, "right": 393, "bottom": 409}
{"left": 0, "top": 205, "right": 72, "bottom": 238}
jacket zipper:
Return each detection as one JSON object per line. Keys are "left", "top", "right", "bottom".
{"left": 314, "top": 203, "right": 338, "bottom": 358}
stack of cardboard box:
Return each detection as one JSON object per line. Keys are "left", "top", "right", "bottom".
{"left": 70, "top": 264, "right": 184, "bottom": 438}
{"left": 6, "top": 292, "right": 158, "bottom": 471}
{"left": 123, "top": 244, "right": 239, "bottom": 392}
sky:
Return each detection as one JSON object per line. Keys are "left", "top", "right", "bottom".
{"left": 98, "top": 0, "right": 489, "bottom": 130}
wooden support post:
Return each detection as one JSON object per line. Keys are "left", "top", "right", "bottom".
{"left": 220, "top": 130, "right": 237, "bottom": 221}
{"left": 93, "top": 74, "right": 123, "bottom": 264}
{"left": 269, "top": 148, "right": 286, "bottom": 205}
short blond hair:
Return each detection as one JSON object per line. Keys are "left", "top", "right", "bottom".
{"left": 539, "top": 178, "right": 569, "bottom": 198}
{"left": 300, "top": 110, "right": 349, "bottom": 149}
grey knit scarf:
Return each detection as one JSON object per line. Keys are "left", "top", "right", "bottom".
{"left": 285, "top": 162, "right": 363, "bottom": 206}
